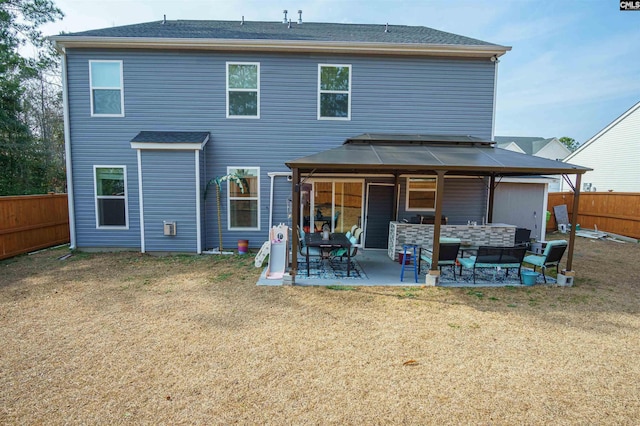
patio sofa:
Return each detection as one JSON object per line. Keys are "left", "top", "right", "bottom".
{"left": 458, "top": 246, "right": 527, "bottom": 284}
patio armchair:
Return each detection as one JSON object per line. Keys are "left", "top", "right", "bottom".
{"left": 330, "top": 235, "right": 359, "bottom": 261}
{"left": 418, "top": 238, "right": 461, "bottom": 280}
{"left": 331, "top": 226, "right": 362, "bottom": 260}
{"left": 515, "top": 228, "right": 532, "bottom": 249}
{"left": 298, "top": 228, "right": 322, "bottom": 258}
{"left": 523, "top": 240, "right": 567, "bottom": 283}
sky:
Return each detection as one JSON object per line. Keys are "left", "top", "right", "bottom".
{"left": 41, "top": 0, "right": 640, "bottom": 145}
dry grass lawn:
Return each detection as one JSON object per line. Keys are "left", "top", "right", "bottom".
{"left": 1, "top": 236, "right": 639, "bottom": 424}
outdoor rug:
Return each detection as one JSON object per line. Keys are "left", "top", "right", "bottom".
{"left": 297, "top": 258, "right": 367, "bottom": 280}
{"left": 425, "top": 265, "right": 556, "bottom": 286}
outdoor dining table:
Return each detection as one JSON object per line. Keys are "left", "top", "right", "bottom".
{"left": 305, "top": 232, "right": 352, "bottom": 277}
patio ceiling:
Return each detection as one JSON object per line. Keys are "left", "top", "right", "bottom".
{"left": 285, "top": 133, "right": 592, "bottom": 177}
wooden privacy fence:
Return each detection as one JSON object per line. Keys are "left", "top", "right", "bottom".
{"left": 0, "top": 194, "right": 70, "bottom": 260}
{"left": 547, "top": 192, "right": 640, "bottom": 239}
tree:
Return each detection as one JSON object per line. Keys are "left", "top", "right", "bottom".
{"left": 559, "top": 136, "right": 579, "bottom": 152}
{"left": 0, "top": 0, "right": 64, "bottom": 195}
{"left": 205, "top": 174, "right": 246, "bottom": 253}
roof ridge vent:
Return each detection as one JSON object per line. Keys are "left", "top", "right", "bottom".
{"left": 298, "top": 10, "right": 302, "bottom": 24}
{"left": 282, "top": 10, "right": 288, "bottom": 24}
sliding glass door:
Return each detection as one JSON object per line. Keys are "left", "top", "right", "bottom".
{"left": 302, "top": 179, "right": 363, "bottom": 233}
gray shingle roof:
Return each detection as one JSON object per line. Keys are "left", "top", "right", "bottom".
{"left": 62, "top": 20, "right": 499, "bottom": 46}
{"left": 130, "top": 131, "right": 210, "bottom": 144}
{"left": 494, "top": 136, "right": 556, "bottom": 156}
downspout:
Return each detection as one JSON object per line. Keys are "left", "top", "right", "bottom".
{"left": 491, "top": 58, "right": 499, "bottom": 140}
{"left": 61, "top": 49, "right": 76, "bottom": 249}
{"left": 137, "top": 149, "right": 145, "bottom": 253}
{"left": 195, "top": 150, "right": 202, "bottom": 254}
{"left": 267, "top": 171, "right": 292, "bottom": 229}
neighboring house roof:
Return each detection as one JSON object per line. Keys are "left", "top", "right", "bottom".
{"left": 50, "top": 20, "right": 510, "bottom": 58}
{"left": 286, "top": 134, "right": 591, "bottom": 176}
{"left": 496, "top": 141, "right": 526, "bottom": 154}
{"left": 494, "top": 136, "right": 560, "bottom": 156}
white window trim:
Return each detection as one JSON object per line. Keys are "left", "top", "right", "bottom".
{"left": 227, "top": 166, "right": 260, "bottom": 231}
{"left": 405, "top": 175, "right": 437, "bottom": 212}
{"left": 226, "top": 62, "right": 260, "bottom": 119}
{"left": 317, "top": 63, "right": 352, "bottom": 121}
{"left": 93, "top": 165, "right": 129, "bottom": 230}
{"left": 89, "top": 60, "right": 125, "bottom": 117}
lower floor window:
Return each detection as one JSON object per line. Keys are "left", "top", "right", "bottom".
{"left": 406, "top": 176, "right": 437, "bottom": 211}
{"left": 227, "top": 167, "right": 260, "bottom": 230}
{"left": 94, "top": 166, "right": 128, "bottom": 228}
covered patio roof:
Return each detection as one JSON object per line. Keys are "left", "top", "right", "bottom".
{"left": 285, "top": 133, "right": 590, "bottom": 176}
{"left": 286, "top": 134, "right": 592, "bottom": 284}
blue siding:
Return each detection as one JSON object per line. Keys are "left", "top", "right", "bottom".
{"left": 141, "top": 150, "right": 197, "bottom": 252}
{"left": 66, "top": 49, "right": 496, "bottom": 250}
{"left": 397, "top": 177, "right": 487, "bottom": 225}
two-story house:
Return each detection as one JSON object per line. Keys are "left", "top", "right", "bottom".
{"left": 51, "top": 18, "right": 589, "bottom": 267}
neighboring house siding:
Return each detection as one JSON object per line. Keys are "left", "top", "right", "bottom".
{"left": 536, "top": 142, "right": 570, "bottom": 160}
{"left": 141, "top": 150, "right": 197, "bottom": 252}
{"left": 562, "top": 104, "right": 640, "bottom": 192}
{"left": 66, "top": 49, "right": 496, "bottom": 249}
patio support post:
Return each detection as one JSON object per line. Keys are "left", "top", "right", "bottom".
{"left": 566, "top": 173, "right": 581, "bottom": 271}
{"left": 290, "top": 167, "right": 300, "bottom": 279}
{"left": 487, "top": 174, "right": 496, "bottom": 224}
{"left": 431, "top": 170, "right": 446, "bottom": 272}
{"left": 392, "top": 172, "right": 400, "bottom": 221}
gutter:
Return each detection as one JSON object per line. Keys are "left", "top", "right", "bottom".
{"left": 61, "top": 50, "right": 76, "bottom": 250}
{"left": 50, "top": 36, "right": 511, "bottom": 58}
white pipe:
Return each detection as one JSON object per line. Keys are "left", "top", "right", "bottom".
{"left": 491, "top": 58, "right": 499, "bottom": 140}
{"left": 61, "top": 50, "right": 76, "bottom": 249}
{"left": 268, "top": 172, "right": 292, "bottom": 229}
{"left": 195, "top": 151, "right": 201, "bottom": 254}
{"left": 267, "top": 171, "right": 292, "bottom": 229}
{"left": 137, "top": 149, "right": 145, "bottom": 252}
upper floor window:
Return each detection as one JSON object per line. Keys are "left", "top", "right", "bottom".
{"left": 89, "top": 60, "right": 124, "bottom": 117}
{"left": 406, "top": 177, "right": 437, "bottom": 211}
{"left": 227, "top": 167, "right": 260, "bottom": 230}
{"left": 226, "top": 62, "right": 260, "bottom": 118}
{"left": 94, "top": 166, "right": 128, "bottom": 229}
{"left": 318, "top": 64, "right": 351, "bottom": 120}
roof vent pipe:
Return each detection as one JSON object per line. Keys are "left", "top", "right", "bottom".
{"left": 385, "top": 23, "right": 389, "bottom": 33}
{"left": 282, "top": 10, "right": 288, "bottom": 23}
{"left": 298, "top": 10, "right": 302, "bottom": 24}
{"left": 163, "top": 14, "right": 166, "bottom": 25}
{"left": 288, "top": 18, "right": 291, "bottom": 29}
{"left": 241, "top": 15, "right": 244, "bottom": 25}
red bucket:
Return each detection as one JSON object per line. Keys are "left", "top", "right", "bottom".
{"left": 398, "top": 253, "right": 412, "bottom": 265}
